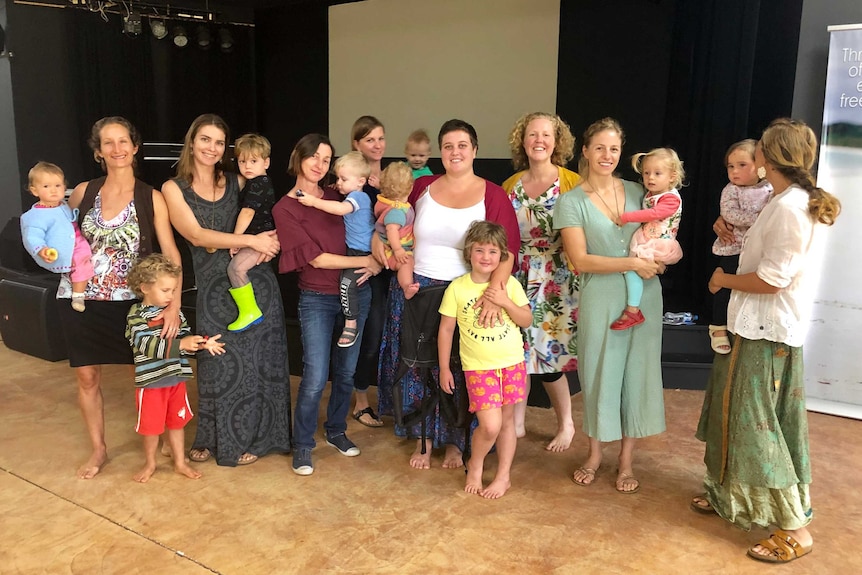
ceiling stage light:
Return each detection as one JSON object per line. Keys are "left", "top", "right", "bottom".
{"left": 197, "top": 26, "right": 212, "bottom": 49}
{"left": 173, "top": 25, "right": 188, "bottom": 48}
{"left": 123, "top": 11, "right": 143, "bottom": 36}
{"left": 150, "top": 19, "right": 168, "bottom": 40}
{"left": 218, "top": 28, "right": 233, "bottom": 53}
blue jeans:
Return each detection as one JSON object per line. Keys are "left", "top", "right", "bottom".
{"left": 295, "top": 286, "right": 371, "bottom": 450}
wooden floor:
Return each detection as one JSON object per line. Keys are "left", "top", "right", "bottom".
{"left": 1, "top": 341, "right": 858, "bottom": 574}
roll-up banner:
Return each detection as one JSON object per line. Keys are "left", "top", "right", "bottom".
{"left": 806, "top": 24, "right": 862, "bottom": 419}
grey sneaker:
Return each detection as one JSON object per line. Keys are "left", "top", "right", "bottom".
{"left": 325, "top": 433, "right": 360, "bottom": 457}
{"left": 292, "top": 447, "right": 314, "bottom": 475}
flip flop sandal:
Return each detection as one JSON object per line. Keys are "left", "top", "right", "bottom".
{"left": 708, "top": 325, "right": 732, "bottom": 355}
{"left": 189, "top": 448, "right": 211, "bottom": 462}
{"left": 571, "top": 467, "right": 597, "bottom": 486}
{"left": 337, "top": 326, "right": 359, "bottom": 348}
{"left": 747, "top": 529, "right": 813, "bottom": 563}
{"left": 353, "top": 406, "right": 384, "bottom": 427}
{"left": 615, "top": 471, "right": 640, "bottom": 494}
{"left": 237, "top": 453, "right": 259, "bottom": 465}
{"left": 690, "top": 494, "right": 717, "bottom": 514}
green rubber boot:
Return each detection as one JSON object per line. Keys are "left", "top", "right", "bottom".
{"left": 227, "top": 282, "right": 264, "bottom": 332}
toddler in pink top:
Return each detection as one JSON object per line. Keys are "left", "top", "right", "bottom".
{"left": 611, "top": 148, "right": 684, "bottom": 330}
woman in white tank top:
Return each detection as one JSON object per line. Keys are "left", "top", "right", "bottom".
{"left": 374, "top": 119, "right": 520, "bottom": 470}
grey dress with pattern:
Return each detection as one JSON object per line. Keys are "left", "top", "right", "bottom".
{"left": 177, "top": 173, "right": 292, "bottom": 466}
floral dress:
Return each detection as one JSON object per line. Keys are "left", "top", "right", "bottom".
{"left": 508, "top": 178, "right": 579, "bottom": 374}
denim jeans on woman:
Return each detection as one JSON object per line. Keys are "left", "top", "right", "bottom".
{"left": 294, "top": 284, "right": 372, "bottom": 450}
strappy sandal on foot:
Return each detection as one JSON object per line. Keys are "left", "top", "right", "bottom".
{"left": 189, "top": 448, "right": 211, "bottom": 462}
{"left": 708, "top": 325, "right": 731, "bottom": 355}
{"left": 237, "top": 453, "right": 258, "bottom": 465}
{"left": 690, "top": 494, "right": 717, "bottom": 515}
{"left": 571, "top": 467, "right": 597, "bottom": 486}
{"left": 615, "top": 471, "right": 640, "bottom": 494}
{"left": 353, "top": 406, "right": 384, "bottom": 427}
{"left": 337, "top": 326, "right": 359, "bottom": 348}
{"left": 747, "top": 530, "right": 813, "bottom": 563}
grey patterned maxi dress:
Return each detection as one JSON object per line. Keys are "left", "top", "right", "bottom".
{"left": 177, "top": 173, "right": 292, "bottom": 466}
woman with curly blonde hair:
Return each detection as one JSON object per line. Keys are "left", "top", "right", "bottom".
{"left": 501, "top": 112, "right": 581, "bottom": 452}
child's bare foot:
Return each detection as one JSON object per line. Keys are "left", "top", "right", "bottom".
{"left": 409, "top": 440, "right": 432, "bottom": 469}
{"left": 464, "top": 465, "right": 484, "bottom": 495}
{"left": 442, "top": 444, "right": 464, "bottom": 469}
{"left": 402, "top": 282, "right": 420, "bottom": 300}
{"left": 174, "top": 462, "right": 202, "bottom": 480}
{"left": 546, "top": 424, "right": 575, "bottom": 452}
{"left": 160, "top": 443, "right": 190, "bottom": 462}
{"left": 132, "top": 463, "right": 157, "bottom": 483}
{"left": 480, "top": 477, "right": 511, "bottom": 499}
{"left": 77, "top": 450, "right": 107, "bottom": 480}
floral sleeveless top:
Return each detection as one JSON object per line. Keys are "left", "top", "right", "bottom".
{"left": 57, "top": 194, "right": 140, "bottom": 301}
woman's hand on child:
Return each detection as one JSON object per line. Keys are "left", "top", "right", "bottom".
{"left": 251, "top": 231, "right": 280, "bottom": 258}
{"left": 482, "top": 285, "right": 511, "bottom": 308}
{"left": 633, "top": 258, "right": 660, "bottom": 280}
{"left": 156, "top": 306, "right": 182, "bottom": 340}
{"left": 371, "top": 234, "right": 388, "bottom": 268}
{"left": 474, "top": 286, "right": 505, "bottom": 328}
{"left": 355, "top": 256, "right": 383, "bottom": 285}
{"left": 713, "top": 216, "right": 734, "bottom": 244}
{"left": 39, "top": 247, "right": 58, "bottom": 263}
{"left": 368, "top": 174, "right": 380, "bottom": 189}
{"left": 708, "top": 267, "right": 725, "bottom": 294}
{"left": 229, "top": 247, "right": 240, "bottom": 257}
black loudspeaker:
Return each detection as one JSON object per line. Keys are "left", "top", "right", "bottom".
{"left": 0, "top": 217, "right": 43, "bottom": 274}
{"left": 0, "top": 269, "right": 67, "bottom": 362}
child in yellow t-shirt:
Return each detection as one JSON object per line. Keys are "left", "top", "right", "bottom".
{"left": 438, "top": 220, "right": 532, "bottom": 500}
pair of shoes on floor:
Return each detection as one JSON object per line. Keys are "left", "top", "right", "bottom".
{"left": 353, "top": 406, "right": 384, "bottom": 428}
{"left": 326, "top": 433, "right": 360, "bottom": 456}
{"left": 747, "top": 529, "right": 813, "bottom": 564}
{"left": 708, "top": 325, "right": 732, "bottom": 354}
{"left": 611, "top": 309, "right": 645, "bottom": 330}
{"left": 337, "top": 326, "right": 359, "bottom": 348}
{"left": 292, "top": 447, "right": 314, "bottom": 476}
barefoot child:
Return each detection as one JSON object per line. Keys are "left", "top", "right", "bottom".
{"left": 125, "top": 254, "right": 225, "bottom": 482}
{"left": 375, "top": 162, "right": 420, "bottom": 299}
{"left": 610, "top": 148, "right": 684, "bottom": 330}
{"left": 438, "top": 221, "right": 532, "bottom": 499}
{"left": 709, "top": 139, "right": 772, "bottom": 354}
{"left": 405, "top": 129, "right": 433, "bottom": 178}
{"left": 20, "top": 162, "right": 94, "bottom": 312}
{"left": 226, "top": 133, "right": 276, "bottom": 332}
{"left": 298, "top": 151, "right": 375, "bottom": 347}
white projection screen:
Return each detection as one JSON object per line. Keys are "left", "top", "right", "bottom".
{"left": 329, "top": 0, "right": 561, "bottom": 159}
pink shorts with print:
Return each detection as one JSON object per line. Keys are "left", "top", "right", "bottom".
{"left": 463, "top": 362, "right": 527, "bottom": 413}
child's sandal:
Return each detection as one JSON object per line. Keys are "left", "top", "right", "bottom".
{"left": 337, "top": 326, "right": 359, "bottom": 348}
{"left": 708, "top": 325, "right": 731, "bottom": 355}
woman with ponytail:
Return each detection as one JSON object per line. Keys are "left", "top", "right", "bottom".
{"left": 694, "top": 118, "right": 840, "bottom": 564}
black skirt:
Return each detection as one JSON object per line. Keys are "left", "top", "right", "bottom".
{"left": 58, "top": 299, "right": 136, "bottom": 367}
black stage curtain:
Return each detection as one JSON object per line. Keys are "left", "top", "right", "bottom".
{"left": 661, "top": 0, "right": 803, "bottom": 318}
{"left": 65, "top": 10, "right": 258, "bottom": 188}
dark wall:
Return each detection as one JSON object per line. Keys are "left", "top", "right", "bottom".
{"left": 0, "top": 0, "right": 21, "bottom": 225}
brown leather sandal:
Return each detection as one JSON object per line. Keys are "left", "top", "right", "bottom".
{"left": 747, "top": 530, "right": 813, "bottom": 563}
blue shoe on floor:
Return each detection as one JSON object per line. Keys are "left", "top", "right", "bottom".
{"left": 292, "top": 447, "right": 314, "bottom": 476}
{"left": 325, "top": 433, "right": 360, "bottom": 457}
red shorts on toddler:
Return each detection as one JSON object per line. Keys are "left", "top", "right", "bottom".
{"left": 463, "top": 362, "right": 527, "bottom": 413}
{"left": 135, "top": 381, "right": 194, "bottom": 435}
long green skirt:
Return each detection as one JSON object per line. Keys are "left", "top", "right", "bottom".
{"left": 696, "top": 336, "right": 813, "bottom": 531}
